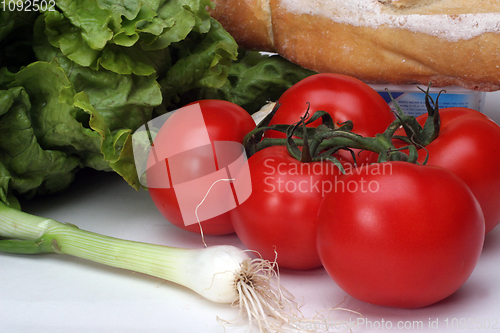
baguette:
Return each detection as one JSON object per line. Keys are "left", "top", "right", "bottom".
{"left": 209, "top": 0, "right": 500, "bottom": 91}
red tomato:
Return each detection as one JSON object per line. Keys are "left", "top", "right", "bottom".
{"left": 230, "top": 145, "right": 343, "bottom": 270}
{"left": 317, "top": 162, "right": 485, "bottom": 308}
{"left": 147, "top": 100, "right": 256, "bottom": 235}
{"left": 266, "top": 73, "right": 395, "bottom": 164}
{"left": 395, "top": 108, "right": 500, "bottom": 234}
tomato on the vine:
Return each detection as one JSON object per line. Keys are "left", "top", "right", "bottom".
{"left": 317, "top": 161, "right": 485, "bottom": 308}
{"left": 266, "top": 73, "right": 395, "bottom": 164}
{"left": 146, "top": 100, "right": 256, "bottom": 235}
{"left": 395, "top": 107, "right": 500, "bottom": 234}
{"left": 230, "top": 145, "right": 343, "bottom": 270}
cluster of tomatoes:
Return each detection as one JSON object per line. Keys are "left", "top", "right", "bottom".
{"left": 146, "top": 74, "right": 500, "bottom": 308}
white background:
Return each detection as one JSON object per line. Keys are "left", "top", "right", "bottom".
{"left": 1, "top": 91, "right": 500, "bottom": 333}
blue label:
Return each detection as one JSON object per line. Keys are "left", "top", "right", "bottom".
{"left": 375, "top": 91, "right": 482, "bottom": 117}
{"left": 377, "top": 91, "right": 405, "bottom": 104}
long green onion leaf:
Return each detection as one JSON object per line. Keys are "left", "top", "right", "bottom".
{"left": 0, "top": 201, "right": 299, "bottom": 332}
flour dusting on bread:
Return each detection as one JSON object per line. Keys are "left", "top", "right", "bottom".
{"left": 281, "top": 0, "right": 500, "bottom": 41}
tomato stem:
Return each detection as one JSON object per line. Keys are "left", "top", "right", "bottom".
{"left": 244, "top": 86, "right": 443, "bottom": 167}
{"left": 388, "top": 84, "right": 442, "bottom": 147}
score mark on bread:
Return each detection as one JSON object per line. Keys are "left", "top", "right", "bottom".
{"left": 378, "top": 0, "right": 439, "bottom": 9}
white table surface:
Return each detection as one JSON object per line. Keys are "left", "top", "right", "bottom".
{"left": 1, "top": 92, "right": 500, "bottom": 333}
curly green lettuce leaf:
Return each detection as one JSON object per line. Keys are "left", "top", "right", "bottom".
{"left": 0, "top": 83, "right": 82, "bottom": 202}
{"left": 221, "top": 52, "right": 315, "bottom": 113}
{"left": 8, "top": 61, "right": 102, "bottom": 158}
{"left": 67, "top": 64, "right": 162, "bottom": 188}
{"left": 2, "top": 30, "right": 162, "bottom": 200}
{"left": 32, "top": 24, "right": 162, "bottom": 188}
{"left": 43, "top": 10, "right": 102, "bottom": 70}
{"left": 158, "top": 18, "right": 238, "bottom": 111}
{"left": 33, "top": 27, "right": 162, "bottom": 135}
{"left": 49, "top": 0, "right": 114, "bottom": 51}
{"left": 167, "top": 50, "right": 316, "bottom": 113}
{"left": 73, "top": 92, "right": 144, "bottom": 189}
{"left": 43, "top": 0, "right": 213, "bottom": 75}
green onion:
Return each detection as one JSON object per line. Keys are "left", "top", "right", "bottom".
{"left": 0, "top": 201, "right": 298, "bottom": 332}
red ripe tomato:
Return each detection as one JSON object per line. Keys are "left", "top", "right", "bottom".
{"left": 230, "top": 145, "right": 343, "bottom": 270}
{"left": 317, "top": 161, "right": 485, "bottom": 308}
{"left": 146, "top": 100, "right": 256, "bottom": 235}
{"left": 266, "top": 73, "right": 395, "bottom": 164}
{"left": 395, "top": 107, "right": 500, "bottom": 234}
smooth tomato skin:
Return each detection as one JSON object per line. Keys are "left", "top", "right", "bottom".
{"left": 317, "top": 162, "right": 485, "bottom": 308}
{"left": 147, "top": 100, "right": 256, "bottom": 235}
{"left": 230, "top": 146, "right": 343, "bottom": 270}
{"left": 396, "top": 107, "right": 500, "bottom": 234}
{"left": 266, "top": 73, "right": 395, "bottom": 164}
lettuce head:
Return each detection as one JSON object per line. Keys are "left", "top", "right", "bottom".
{"left": 0, "top": 0, "right": 314, "bottom": 207}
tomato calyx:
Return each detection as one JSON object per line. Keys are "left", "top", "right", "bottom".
{"left": 243, "top": 102, "right": 421, "bottom": 169}
{"left": 390, "top": 85, "right": 443, "bottom": 148}
{"left": 243, "top": 85, "right": 452, "bottom": 170}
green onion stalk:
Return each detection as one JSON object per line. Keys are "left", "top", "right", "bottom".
{"left": 0, "top": 201, "right": 299, "bottom": 332}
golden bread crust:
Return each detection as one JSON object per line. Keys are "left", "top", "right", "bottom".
{"left": 209, "top": 0, "right": 500, "bottom": 91}
{"left": 209, "top": 0, "right": 274, "bottom": 50}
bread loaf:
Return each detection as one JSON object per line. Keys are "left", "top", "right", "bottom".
{"left": 209, "top": 0, "right": 500, "bottom": 91}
